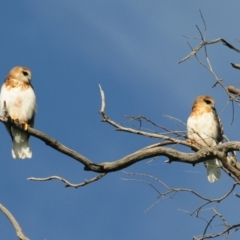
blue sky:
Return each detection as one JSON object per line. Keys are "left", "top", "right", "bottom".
{"left": 0, "top": 1, "right": 240, "bottom": 239}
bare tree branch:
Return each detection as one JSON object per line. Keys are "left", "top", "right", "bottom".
{"left": 122, "top": 172, "right": 240, "bottom": 239}
{"left": 99, "top": 84, "right": 106, "bottom": 113}
{"left": 28, "top": 173, "right": 106, "bottom": 188}
{"left": 0, "top": 204, "right": 29, "bottom": 240}
{"left": 231, "top": 63, "right": 240, "bottom": 70}
{"left": 227, "top": 85, "right": 240, "bottom": 96}
{"left": 178, "top": 11, "right": 240, "bottom": 118}
{"left": 178, "top": 38, "right": 240, "bottom": 64}
{"left": 100, "top": 111, "right": 191, "bottom": 146}
{"left": 194, "top": 221, "right": 240, "bottom": 240}
{"left": 122, "top": 172, "right": 239, "bottom": 214}
{"left": 1, "top": 104, "right": 240, "bottom": 180}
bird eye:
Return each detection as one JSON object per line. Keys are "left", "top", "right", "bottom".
{"left": 204, "top": 99, "right": 211, "bottom": 105}
{"left": 22, "top": 71, "right": 28, "bottom": 76}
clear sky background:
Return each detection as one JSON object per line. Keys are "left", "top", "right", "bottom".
{"left": 0, "top": 1, "right": 240, "bottom": 239}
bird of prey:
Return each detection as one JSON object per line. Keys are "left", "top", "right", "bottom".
{"left": 187, "top": 95, "right": 223, "bottom": 183}
{"left": 0, "top": 66, "right": 37, "bottom": 159}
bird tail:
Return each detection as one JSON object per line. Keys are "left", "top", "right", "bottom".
{"left": 205, "top": 159, "right": 221, "bottom": 183}
{"left": 11, "top": 128, "right": 32, "bottom": 159}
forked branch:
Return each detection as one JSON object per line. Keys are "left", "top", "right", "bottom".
{"left": 1, "top": 85, "right": 240, "bottom": 185}
{"left": 122, "top": 172, "right": 240, "bottom": 239}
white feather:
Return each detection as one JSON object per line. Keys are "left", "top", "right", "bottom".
{"left": 11, "top": 128, "right": 32, "bottom": 159}
{"left": 205, "top": 159, "right": 221, "bottom": 183}
{"left": 0, "top": 84, "right": 36, "bottom": 122}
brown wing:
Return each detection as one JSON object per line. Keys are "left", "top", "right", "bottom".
{"left": 4, "top": 123, "right": 13, "bottom": 141}
{"left": 28, "top": 113, "right": 35, "bottom": 128}
{"left": 212, "top": 107, "right": 224, "bottom": 143}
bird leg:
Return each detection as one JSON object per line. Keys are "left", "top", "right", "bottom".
{"left": 9, "top": 117, "right": 20, "bottom": 125}
{"left": 8, "top": 116, "right": 28, "bottom": 131}
{"left": 21, "top": 122, "right": 29, "bottom": 131}
{"left": 11, "top": 117, "right": 18, "bottom": 121}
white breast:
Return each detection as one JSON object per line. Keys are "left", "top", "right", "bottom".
{"left": 187, "top": 112, "right": 218, "bottom": 147}
{"left": 0, "top": 84, "right": 36, "bottom": 122}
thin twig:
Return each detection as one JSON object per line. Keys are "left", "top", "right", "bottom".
{"left": 28, "top": 173, "right": 106, "bottom": 188}
{"left": 99, "top": 84, "right": 105, "bottom": 113}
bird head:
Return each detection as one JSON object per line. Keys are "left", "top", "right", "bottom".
{"left": 8, "top": 66, "right": 32, "bottom": 83}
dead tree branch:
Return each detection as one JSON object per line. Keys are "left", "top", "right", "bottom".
{"left": 0, "top": 203, "right": 29, "bottom": 240}
{"left": 122, "top": 172, "right": 239, "bottom": 215}
{"left": 122, "top": 172, "right": 240, "bottom": 239}
{"left": 227, "top": 85, "right": 240, "bottom": 96}
{"left": 28, "top": 173, "right": 106, "bottom": 188}
{"left": 178, "top": 12, "right": 240, "bottom": 106}
{"left": 1, "top": 86, "right": 240, "bottom": 185}
{"left": 178, "top": 38, "right": 240, "bottom": 64}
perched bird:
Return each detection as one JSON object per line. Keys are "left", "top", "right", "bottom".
{"left": 187, "top": 95, "right": 223, "bottom": 183}
{"left": 0, "top": 66, "right": 36, "bottom": 159}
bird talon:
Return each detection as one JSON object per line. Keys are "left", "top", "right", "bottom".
{"left": 21, "top": 122, "right": 29, "bottom": 131}
{"left": 10, "top": 117, "right": 20, "bottom": 124}
{"left": 11, "top": 117, "right": 18, "bottom": 121}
